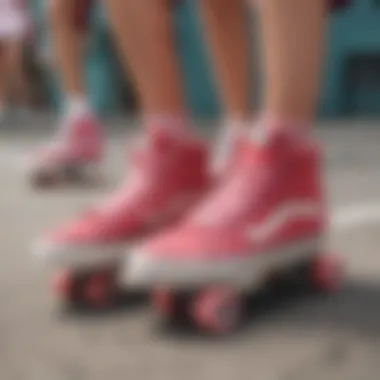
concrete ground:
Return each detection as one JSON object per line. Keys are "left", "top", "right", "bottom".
{"left": 0, "top": 119, "right": 380, "bottom": 380}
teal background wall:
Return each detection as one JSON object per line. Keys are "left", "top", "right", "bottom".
{"left": 321, "top": 0, "right": 380, "bottom": 116}
{"left": 31, "top": 0, "right": 380, "bottom": 118}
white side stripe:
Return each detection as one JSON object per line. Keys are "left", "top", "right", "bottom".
{"left": 247, "top": 202, "right": 321, "bottom": 242}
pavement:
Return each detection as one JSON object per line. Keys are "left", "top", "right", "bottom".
{"left": 0, "top": 118, "right": 380, "bottom": 380}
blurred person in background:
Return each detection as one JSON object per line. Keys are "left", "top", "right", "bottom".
{"left": 0, "top": 0, "right": 32, "bottom": 124}
{"left": 29, "top": 0, "right": 104, "bottom": 185}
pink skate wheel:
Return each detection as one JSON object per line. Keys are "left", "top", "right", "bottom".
{"left": 191, "top": 287, "right": 243, "bottom": 335}
{"left": 311, "top": 254, "right": 343, "bottom": 293}
{"left": 53, "top": 270, "right": 75, "bottom": 301}
{"left": 83, "top": 272, "right": 114, "bottom": 308}
{"left": 152, "top": 288, "right": 174, "bottom": 317}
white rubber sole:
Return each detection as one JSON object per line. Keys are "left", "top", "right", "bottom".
{"left": 124, "top": 237, "right": 322, "bottom": 291}
{"left": 32, "top": 238, "right": 128, "bottom": 270}
{"left": 32, "top": 192, "right": 204, "bottom": 271}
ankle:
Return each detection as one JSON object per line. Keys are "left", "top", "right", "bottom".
{"left": 256, "top": 112, "right": 312, "bottom": 132}
{"left": 144, "top": 114, "right": 193, "bottom": 140}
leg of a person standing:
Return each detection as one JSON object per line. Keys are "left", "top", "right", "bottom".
{"left": 199, "top": 0, "right": 251, "bottom": 174}
{"left": 106, "top": 0, "right": 187, "bottom": 122}
{"left": 49, "top": 0, "right": 88, "bottom": 109}
{"left": 257, "top": 0, "right": 327, "bottom": 124}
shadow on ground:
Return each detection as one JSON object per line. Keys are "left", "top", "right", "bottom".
{"left": 54, "top": 279, "right": 380, "bottom": 345}
{"left": 151, "top": 280, "right": 380, "bottom": 343}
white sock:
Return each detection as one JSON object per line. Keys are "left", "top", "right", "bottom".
{"left": 64, "top": 96, "right": 92, "bottom": 123}
{"left": 213, "top": 118, "right": 247, "bottom": 174}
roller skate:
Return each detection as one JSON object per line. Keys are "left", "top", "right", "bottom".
{"left": 28, "top": 114, "right": 104, "bottom": 189}
{"left": 126, "top": 125, "right": 343, "bottom": 335}
{"left": 33, "top": 126, "right": 209, "bottom": 310}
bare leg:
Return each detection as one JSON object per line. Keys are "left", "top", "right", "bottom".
{"left": 254, "top": 0, "right": 327, "bottom": 123}
{"left": 199, "top": 0, "right": 251, "bottom": 173}
{"left": 48, "top": 0, "right": 88, "bottom": 98}
{"left": 4, "top": 39, "right": 30, "bottom": 109}
{"left": 105, "top": 0, "right": 187, "bottom": 121}
{"left": 199, "top": 0, "right": 250, "bottom": 121}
